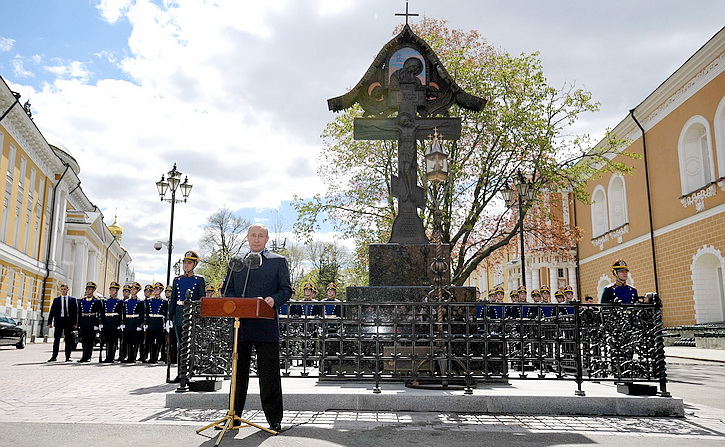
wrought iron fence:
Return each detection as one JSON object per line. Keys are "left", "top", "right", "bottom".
{"left": 178, "top": 299, "right": 669, "bottom": 396}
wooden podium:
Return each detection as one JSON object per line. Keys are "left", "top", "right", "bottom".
{"left": 196, "top": 297, "right": 278, "bottom": 444}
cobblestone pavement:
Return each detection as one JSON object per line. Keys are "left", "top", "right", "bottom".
{"left": 1, "top": 342, "right": 724, "bottom": 445}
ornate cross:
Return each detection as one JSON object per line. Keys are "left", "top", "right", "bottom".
{"left": 354, "top": 61, "right": 461, "bottom": 244}
{"left": 395, "top": 1, "right": 419, "bottom": 25}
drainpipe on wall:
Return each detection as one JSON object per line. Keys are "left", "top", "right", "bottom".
{"left": 629, "top": 108, "right": 661, "bottom": 297}
{"left": 38, "top": 164, "right": 72, "bottom": 337}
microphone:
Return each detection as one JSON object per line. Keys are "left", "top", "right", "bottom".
{"left": 228, "top": 255, "right": 245, "bottom": 273}
{"left": 244, "top": 252, "right": 262, "bottom": 270}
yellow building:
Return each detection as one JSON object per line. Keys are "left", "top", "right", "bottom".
{"left": 0, "top": 76, "right": 133, "bottom": 340}
{"left": 575, "top": 28, "right": 725, "bottom": 326}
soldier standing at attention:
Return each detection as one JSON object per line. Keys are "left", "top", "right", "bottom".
{"left": 121, "top": 282, "right": 144, "bottom": 363}
{"left": 78, "top": 281, "right": 103, "bottom": 363}
{"left": 145, "top": 282, "right": 168, "bottom": 364}
{"left": 139, "top": 284, "right": 153, "bottom": 363}
{"left": 163, "top": 284, "right": 175, "bottom": 363}
{"left": 600, "top": 260, "right": 638, "bottom": 304}
{"left": 101, "top": 281, "right": 124, "bottom": 363}
{"left": 205, "top": 284, "right": 216, "bottom": 297}
{"left": 117, "top": 284, "right": 132, "bottom": 362}
{"left": 168, "top": 250, "right": 205, "bottom": 382}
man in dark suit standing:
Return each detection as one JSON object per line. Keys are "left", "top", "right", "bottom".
{"left": 223, "top": 223, "right": 292, "bottom": 432}
{"left": 47, "top": 283, "right": 79, "bottom": 362}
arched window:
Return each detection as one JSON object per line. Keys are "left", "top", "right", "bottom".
{"left": 714, "top": 95, "right": 725, "bottom": 178}
{"left": 591, "top": 186, "right": 608, "bottom": 237}
{"left": 691, "top": 246, "right": 725, "bottom": 324}
{"left": 678, "top": 116, "right": 715, "bottom": 195}
{"left": 607, "top": 174, "right": 627, "bottom": 229}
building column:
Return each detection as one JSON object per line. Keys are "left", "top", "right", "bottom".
{"left": 568, "top": 267, "right": 578, "bottom": 300}
{"left": 71, "top": 241, "right": 88, "bottom": 297}
{"left": 550, "top": 266, "right": 559, "bottom": 292}
{"left": 531, "top": 268, "right": 540, "bottom": 291}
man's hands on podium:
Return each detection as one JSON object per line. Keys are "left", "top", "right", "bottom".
{"left": 261, "top": 297, "right": 274, "bottom": 308}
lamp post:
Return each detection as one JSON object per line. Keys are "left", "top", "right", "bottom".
{"left": 500, "top": 171, "right": 535, "bottom": 294}
{"left": 155, "top": 163, "right": 193, "bottom": 285}
{"left": 425, "top": 130, "right": 450, "bottom": 305}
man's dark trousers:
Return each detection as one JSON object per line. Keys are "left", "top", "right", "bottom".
{"left": 52, "top": 318, "right": 74, "bottom": 360}
{"left": 234, "top": 340, "right": 283, "bottom": 425}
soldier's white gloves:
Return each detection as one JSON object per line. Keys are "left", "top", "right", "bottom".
{"left": 98, "top": 324, "right": 103, "bottom": 329}
{"left": 165, "top": 321, "right": 173, "bottom": 330}
{"left": 93, "top": 326, "right": 99, "bottom": 331}
{"left": 143, "top": 324, "right": 148, "bottom": 330}
{"left": 136, "top": 327, "right": 142, "bottom": 331}
{"left": 119, "top": 324, "right": 125, "bottom": 330}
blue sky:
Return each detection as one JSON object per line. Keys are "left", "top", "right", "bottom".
{"left": 1, "top": 0, "right": 724, "bottom": 284}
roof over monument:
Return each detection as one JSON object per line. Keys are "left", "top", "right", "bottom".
{"left": 327, "top": 24, "right": 486, "bottom": 118}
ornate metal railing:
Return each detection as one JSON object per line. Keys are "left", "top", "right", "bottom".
{"left": 178, "top": 299, "right": 669, "bottom": 396}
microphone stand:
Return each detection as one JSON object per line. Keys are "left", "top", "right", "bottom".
{"left": 197, "top": 252, "right": 277, "bottom": 443}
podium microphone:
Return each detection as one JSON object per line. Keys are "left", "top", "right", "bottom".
{"left": 242, "top": 252, "right": 262, "bottom": 298}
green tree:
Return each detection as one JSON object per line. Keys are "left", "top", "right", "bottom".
{"left": 294, "top": 18, "right": 632, "bottom": 286}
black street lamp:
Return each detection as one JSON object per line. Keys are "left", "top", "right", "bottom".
{"left": 155, "top": 163, "right": 193, "bottom": 285}
{"left": 424, "top": 130, "right": 450, "bottom": 309}
{"left": 501, "top": 171, "right": 535, "bottom": 294}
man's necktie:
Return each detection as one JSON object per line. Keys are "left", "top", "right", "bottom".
{"left": 62, "top": 297, "right": 67, "bottom": 318}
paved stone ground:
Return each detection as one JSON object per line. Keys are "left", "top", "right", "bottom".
{"left": 1, "top": 342, "right": 724, "bottom": 446}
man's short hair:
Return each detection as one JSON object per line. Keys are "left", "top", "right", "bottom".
{"left": 247, "top": 223, "right": 269, "bottom": 236}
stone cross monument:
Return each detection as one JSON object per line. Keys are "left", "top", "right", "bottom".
{"left": 328, "top": 22, "right": 485, "bottom": 299}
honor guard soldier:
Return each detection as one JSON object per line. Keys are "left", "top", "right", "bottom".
{"left": 205, "top": 284, "right": 216, "bottom": 297}
{"left": 505, "top": 290, "right": 521, "bottom": 318}
{"left": 517, "top": 285, "right": 528, "bottom": 303}
{"left": 168, "top": 250, "right": 206, "bottom": 381}
{"left": 145, "top": 282, "right": 168, "bottom": 364}
{"left": 554, "top": 290, "right": 570, "bottom": 315}
{"left": 323, "top": 282, "right": 341, "bottom": 333}
{"left": 101, "top": 281, "right": 124, "bottom": 363}
{"left": 562, "top": 285, "right": 576, "bottom": 313}
{"left": 323, "top": 283, "right": 341, "bottom": 317}
{"left": 525, "top": 289, "right": 542, "bottom": 319}
{"left": 118, "top": 284, "right": 132, "bottom": 362}
{"left": 539, "top": 285, "right": 551, "bottom": 304}
{"left": 138, "top": 284, "right": 153, "bottom": 362}
{"left": 78, "top": 281, "right": 103, "bottom": 363}
{"left": 493, "top": 286, "right": 505, "bottom": 303}
{"left": 121, "top": 282, "right": 145, "bottom": 363}
{"left": 601, "top": 260, "right": 638, "bottom": 304}
{"left": 164, "top": 284, "right": 176, "bottom": 364}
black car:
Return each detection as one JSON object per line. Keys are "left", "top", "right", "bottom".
{"left": 0, "top": 313, "right": 26, "bottom": 349}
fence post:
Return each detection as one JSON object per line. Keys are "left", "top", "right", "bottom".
{"left": 176, "top": 300, "right": 192, "bottom": 392}
{"left": 573, "top": 302, "right": 585, "bottom": 396}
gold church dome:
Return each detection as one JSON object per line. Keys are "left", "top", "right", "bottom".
{"left": 108, "top": 215, "right": 123, "bottom": 236}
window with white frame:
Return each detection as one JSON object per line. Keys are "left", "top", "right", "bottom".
{"left": 591, "top": 185, "right": 608, "bottom": 237}
{"left": 678, "top": 115, "right": 715, "bottom": 195}
{"left": 608, "top": 174, "right": 628, "bottom": 229}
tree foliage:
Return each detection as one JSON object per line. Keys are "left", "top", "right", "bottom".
{"left": 294, "top": 18, "right": 633, "bottom": 286}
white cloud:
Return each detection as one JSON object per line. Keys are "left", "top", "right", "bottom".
{"left": 11, "top": 58, "right": 33, "bottom": 78}
{"left": 44, "top": 60, "right": 92, "bottom": 82}
{"left": 0, "top": 37, "right": 14, "bottom": 52}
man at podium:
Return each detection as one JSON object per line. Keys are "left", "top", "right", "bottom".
{"left": 223, "top": 223, "right": 292, "bottom": 432}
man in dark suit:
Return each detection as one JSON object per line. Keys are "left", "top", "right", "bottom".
{"left": 223, "top": 223, "right": 292, "bottom": 432}
{"left": 47, "top": 283, "right": 79, "bottom": 362}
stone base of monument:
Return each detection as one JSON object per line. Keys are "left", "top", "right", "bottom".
{"left": 616, "top": 382, "right": 658, "bottom": 396}
{"left": 166, "top": 378, "right": 684, "bottom": 417}
{"left": 188, "top": 379, "right": 222, "bottom": 392}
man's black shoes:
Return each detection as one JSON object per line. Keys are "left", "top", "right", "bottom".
{"left": 269, "top": 423, "right": 282, "bottom": 432}
{"left": 47, "top": 357, "right": 57, "bottom": 362}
